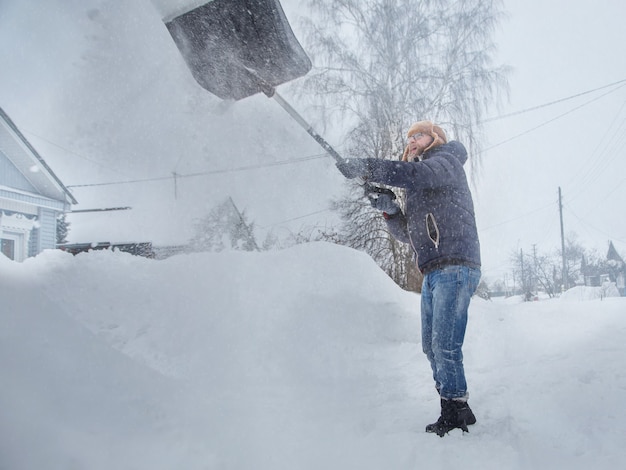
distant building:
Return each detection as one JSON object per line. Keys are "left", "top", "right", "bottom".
{"left": 0, "top": 107, "right": 77, "bottom": 261}
{"left": 581, "top": 255, "right": 610, "bottom": 288}
{"left": 606, "top": 241, "right": 626, "bottom": 296}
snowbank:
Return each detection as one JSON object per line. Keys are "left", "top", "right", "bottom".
{"left": 560, "top": 283, "right": 621, "bottom": 301}
{"left": 2, "top": 243, "right": 626, "bottom": 469}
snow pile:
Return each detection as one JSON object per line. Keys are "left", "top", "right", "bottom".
{"left": 560, "top": 283, "right": 621, "bottom": 301}
{"left": 2, "top": 243, "right": 626, "bottom": 469}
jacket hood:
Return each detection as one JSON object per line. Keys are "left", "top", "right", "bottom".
{"left": 423, "top": 140, "right": 467, "bottom": 165}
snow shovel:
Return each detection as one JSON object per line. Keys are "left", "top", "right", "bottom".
{"left": 164, "top": 0, "right": 392, "bottom": 197}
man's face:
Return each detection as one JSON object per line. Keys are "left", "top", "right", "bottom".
{"left": 407, "top": 133, "right": 434, "bottom": 161}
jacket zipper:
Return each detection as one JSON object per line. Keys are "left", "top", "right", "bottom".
{"left": 426, "top": 213, "right": 440, "bottom": 250}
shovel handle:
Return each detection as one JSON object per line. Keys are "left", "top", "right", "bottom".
{"left": 270, "top": 91, "right": 372, "bottom": 187}
{"left": 270, "top": 91, "right": 344, "bottom": 163}
{"left": 246, "top": 68, "right": 374, "bottom": 190}
{"left": 247, "top": 66, "right": 345, "bottom": 163}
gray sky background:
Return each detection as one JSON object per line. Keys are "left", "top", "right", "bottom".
{"left": 473, "top": 0, "right": 626, "bottom": 280}
{"left": 1, "top": 0, "right": 626, "bottom": 283}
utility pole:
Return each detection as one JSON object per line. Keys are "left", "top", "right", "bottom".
{"left": 504, "top": 273, "right": 509, "bottom": 297}
{"left": 520, "top": 248, "right": 526, "bottom": 298}
{"left": 558, "top": 187, "right": 567, "bottom": 291}
{"left": 172, "top": 172, "right": 179, "bottom": 199}
{"left": 532, "top": 243, "right": 538, "bottom": 294}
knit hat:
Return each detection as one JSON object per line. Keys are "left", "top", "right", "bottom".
{"left": 402, "top": 121, "right": 447, "bottom": 161}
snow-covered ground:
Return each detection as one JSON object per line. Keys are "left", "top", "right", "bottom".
{"left": 2, "top": 243, "right": 625, "bottom": 469}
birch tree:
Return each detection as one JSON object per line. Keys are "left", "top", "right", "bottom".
{"left": 300, "top": 0, "right": 508, "bottom": 290}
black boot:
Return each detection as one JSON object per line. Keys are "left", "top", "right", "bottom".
{"left": 455, "top": 400, "right": 476, "bottom": 426}
{"left": 426, "top": 399, "right": 476, "bottom": 437}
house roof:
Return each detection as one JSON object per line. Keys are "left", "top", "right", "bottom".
{"left": 607, "top": 241, "right": 624, "bottom": 264}
{"left": 0, "top": 106, "right": 78, "bottom": 205}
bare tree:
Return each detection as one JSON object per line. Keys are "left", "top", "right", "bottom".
{"left": 299, "top": 0, "right": 508, "bottom": 290}
{"left": 189, "top": 198, "right": 259, "bottom": 252}
{"left": 509, "top": 248, "right": 534, "bottom": 300}
{"left": 504, "top": 235, "right": 588, "bottom": 298}
{"left": 534, "top": 252, "right": 558, "bottom": 298}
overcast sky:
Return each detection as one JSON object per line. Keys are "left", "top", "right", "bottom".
{"left": 471, "top": 0, "right": 626, "bottom": 279}
{"left": 1, "top": 0, "right": 626, "bottom": 283}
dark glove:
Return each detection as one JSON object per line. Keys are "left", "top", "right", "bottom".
{"left": 335, "top": 158, "right": 369, "bottom": 179}
{"left": 367, "top": 189, "right": 400, "bottom": 215}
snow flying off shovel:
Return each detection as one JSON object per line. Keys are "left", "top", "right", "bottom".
{"left": 164, "top": 0, "right": 310, "bottom": 101}
{"left": 164, "top": 0, "right": 387, "bottom": 195}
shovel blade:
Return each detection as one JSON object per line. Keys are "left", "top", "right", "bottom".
{"left": 166, "top": 0, "right": 312, "bottom": 100}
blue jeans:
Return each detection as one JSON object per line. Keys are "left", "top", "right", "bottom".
{"left": 421, "top": 265, "right": 481, "bottom": 400}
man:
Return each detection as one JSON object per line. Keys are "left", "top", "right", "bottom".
{"left": 336, "top": 121, "right": 481, "bottom": 437}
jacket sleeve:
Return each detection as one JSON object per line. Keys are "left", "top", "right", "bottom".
{"left": 384, "top": 211, "right": 411, "bottom": 244}
{"left": 365, "top": 141, "right": 467, "bottom": 190}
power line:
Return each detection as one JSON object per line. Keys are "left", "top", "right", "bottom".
{"left": 23, "top": 129, "right": 132, "bottom": 178}
{"left": 480, "top": 201, "right": 555, "bottom": 231}
{"left": 569, "top": 121, "right": 626, "bottom": 202}
{"left": 67, "top": 153, "right": 329, "bottom": 188}
{"left": 481, "top": 77, "right": 626, "bottom": 123}
{"left": 20, "top": 126, "right": 336, "bottom": 189}
{"left": 563, "top": 205, "right": 626, "bottom": 244}
{"left": 564, "top": 101, "right": 626, "bottom": 195}
{"left": 481, "top": 83, "right": 626, "bottom": 153}
{"left": 259, "top": 208, "right": 334, "bottom": 228}
{"left": 23, "top": 77, "right": 626, "bottom": 180}
{"left": 67, "top": 174, "right": 173, "bottom": 188}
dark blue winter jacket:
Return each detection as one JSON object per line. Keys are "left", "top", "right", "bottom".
{"left": 365, "top": 141, "right": 481, "bottom": 273}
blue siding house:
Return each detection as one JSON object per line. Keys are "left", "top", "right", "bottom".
{"left": 0, "top": 107, "right": 77, "bottom": 261}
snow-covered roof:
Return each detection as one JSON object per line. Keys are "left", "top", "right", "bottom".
{"left": 0, "top": 106, "right": 77, "bottom": 206}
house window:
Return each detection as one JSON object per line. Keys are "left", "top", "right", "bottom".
{"left": 1, "top": 238, "right": 15, "bottom": 260}
{"left": 0, "top": 232, "right": 24, "bottom": 261}
{"left": 0, "top": 212, "right": 33, "bottom": 261}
